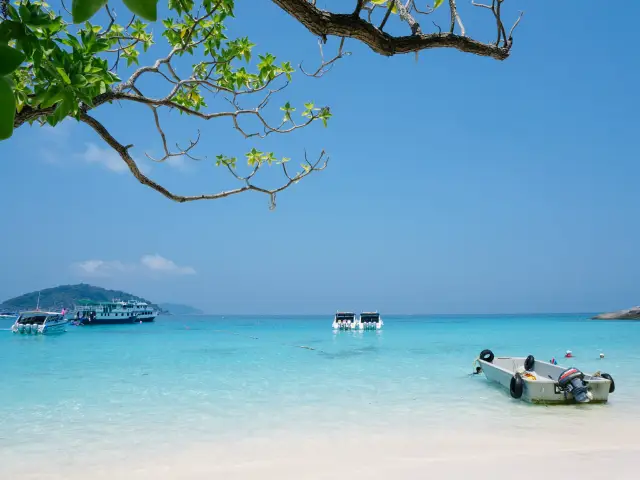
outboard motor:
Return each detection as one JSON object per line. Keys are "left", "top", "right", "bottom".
{"left": 557, "top": 368, "right": 591, "bottom": 403}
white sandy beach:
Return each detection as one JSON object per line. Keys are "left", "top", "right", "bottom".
{"left": 4, "top": 414, "right": 639, "bottom": 480}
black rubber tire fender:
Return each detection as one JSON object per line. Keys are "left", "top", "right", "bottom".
{"left": 524, "top": 355, "right": 535, "bottom": 372}
{"left": 510, "top": 373, "right": 524, "bottom": 399}
{"left": 479, "top": 349, "right": 495, "bottom": 363}
{"left": 601, "top": 373, "right": 615, "bottom": 393}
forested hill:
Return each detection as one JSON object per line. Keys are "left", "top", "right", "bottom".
{"left": 158, "top": 303, "right": 204, "bottom": 315}
{"left": 0, "top": 284, "right": 163, "bottom": 312}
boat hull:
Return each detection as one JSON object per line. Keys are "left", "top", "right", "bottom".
{"left": 479, "top": 356, "right": 612, "bottom": 404}
{"left": 357, "top": 321, "right": 383, "bottom": 330}
{"left": 42, "top": 321, "right": 69, "bottom": 335}
{"left": 11, "top": 320, "right": 68, "bottom": 335}
{"left": 79, "top": 317, "right": 137, "bottom": 325}
{"left": 332, "top": 322, "right": 356, "bottom": 330}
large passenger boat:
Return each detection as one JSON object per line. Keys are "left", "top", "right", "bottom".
{"left": 72, "top": 299, "right": 157, "bottom": 325}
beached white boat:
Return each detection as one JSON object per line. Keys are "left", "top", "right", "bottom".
{"left": 332, "top": 312, "right": 356, "bottom": 330}
{"left": 11, "top": 310, "right": 69, "bottom": 335}
{"left": 358, "top": 312, "right": 383, "bottom": 330}
{"left": 475, "top": 349, "right": 615, "bottom": 404}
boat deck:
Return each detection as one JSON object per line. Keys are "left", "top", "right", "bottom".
{"left": 479, "top": 355, "right": 613, "bottom": 404}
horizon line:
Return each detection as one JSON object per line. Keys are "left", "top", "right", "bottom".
{"left": 160, "top": 311, "right": 599, "bottom": 317}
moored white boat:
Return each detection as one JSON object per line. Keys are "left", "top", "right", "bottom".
{"left": 357, "top": 312, "right": 383, "bottom": 330}
{"left": 72, "top": 299, "right": 158, "bottom": 325}
{"left": 11, "top": 310, "right": 69, "bottom": 335}
{"left": 332, "top": 312, "right": 356, "bottom": 330}
{"left": 475, "top": 349, "right": 615, "bottom": 404}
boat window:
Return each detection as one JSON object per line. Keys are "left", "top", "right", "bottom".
{"left": 19, "top": 315, "right": 47, "bottom": 325}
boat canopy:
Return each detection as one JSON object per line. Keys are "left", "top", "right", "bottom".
{"left": 76, "top": 299, "right": 148, "bottom": 308}
{"left": 19, "top": 310, "right": 61, "bottom": 317}
{"left": 17, "top": 311, "right": 62, "bottom": 324}
{"left": 335, "top": 312, "right": 355, "bottom": 321}
{"left": 360, "top": 313, "right": 380, "bottom": 322}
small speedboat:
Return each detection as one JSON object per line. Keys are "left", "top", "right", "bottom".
{"left": 332, "top": 312, "right": 356, "bottom": 330}
{"left": 358, "top": 312, "right": 383, "bottom": 330}
{"left": 474, "top": 349, "right": 615, "bottom": 404}
{"left": 11, "top": 310, "right": 69, "bottom": 335}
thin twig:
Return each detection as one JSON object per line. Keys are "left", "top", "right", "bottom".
{"left": 448, "top": 0, "right": 465, "bottom": 36}
{"left": 300, "top": 38, "right": 349, "bottom": 78}
{"left": 379, "top": 0, "right": 395, "bottom": 31}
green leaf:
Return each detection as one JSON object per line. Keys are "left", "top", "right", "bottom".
{"left": 434, "top": 0, "right": 445, "bottom": 8}
{"left": 0, "top": 45, "right": 25, "bottom": 76}
{"left": 39, "top": 86, "right": 65, "bottom": 108}
{"left": 0, "top": 21, "right": 23, "bottom": 44}
{"left": 60, "top": 35, "right": 82, "bottom": 50}
{"left": 56, "top": 67, "right": 72, "bottom": 85}
{"left": 280, "top": 101, "right": 294, "bottom": 112}
{"left": 0, "top": 76, "right": 16, "bottom": 141}
{"left": 18, "top": 4, "right": 32, "bottom": 24}
{"left": 123, "top": 0, "right": 158, "bottom": 22}
{"left": 71, "top": 74, "right": 88, "bottom": 87}
{"left": 49, "top": 92, "right": 74, "bottom": 126}
{"left": 72, "top": 0, "right": 107, "bottom": 23}
{"left": 370, "top": 0, "right": 397, "bottom": 12}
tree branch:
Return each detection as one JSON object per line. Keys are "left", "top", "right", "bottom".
{"left": 79, "top": 111, "right": 328, "bottom": 204}
{"left": 379, "top": 1, "right": 395, "bottom": 31}
{"left": 353, "top": 0, "right": 364, "bottom": 17}
{"left": 448, "top": 0, "right": 465, "bottom": 36}
{"left": 14, "top": 91, "right": 116, "bottom": 128}
{"left": 270, "top": 0, "right": 510, "bottom": 60}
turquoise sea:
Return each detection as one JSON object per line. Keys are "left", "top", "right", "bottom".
{"left": 1, "top": 314, "right": 639, "bottom": 477}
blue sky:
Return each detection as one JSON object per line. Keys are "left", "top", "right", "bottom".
{"left": 1, "top": 1, "right": 639, "bottom": 314}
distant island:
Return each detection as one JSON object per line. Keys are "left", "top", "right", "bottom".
{"left": 592, "top": 306, "right": 640, "bottom": 320}
{"left": 0, "top": 283, "right": 200, "bottom": 315}
{"left": 158, "top": 303, "right": 203, "bottom": 315}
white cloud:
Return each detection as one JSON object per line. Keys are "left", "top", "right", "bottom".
{"left": 71, "top": 255, "right": 195, "bottom": 278}
{"left": 140, "top": 254, "right": 196, "bottom": 275}
{"left": 72, "top": 260, "right": 132, "bottom": 277}
{"left": 166, "top": 155, "right": 188, "bottom": 170}
{"left": 148, "top": 154, "right": 193, "bottom": 172}
{"left": 74, "top": 142, "right": 153, "bottom": 175}
{"left": 77, "top": 142, "right": 130, "bottom": 174}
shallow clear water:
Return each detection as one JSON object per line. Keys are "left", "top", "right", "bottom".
{"left": 1, "top": 314, "right": 638, "bottom": 471}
